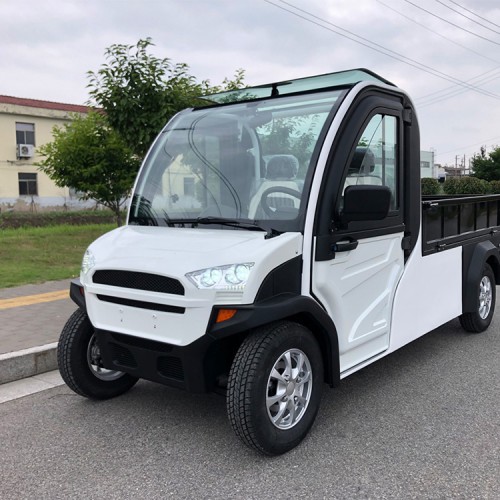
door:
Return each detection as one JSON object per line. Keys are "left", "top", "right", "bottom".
{"left": 312, "top": 112, "right": 405, "bottom": 374}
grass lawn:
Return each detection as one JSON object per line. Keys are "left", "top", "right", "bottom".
{"left": 0, "top": 224, "right": 115, "bottom": 288}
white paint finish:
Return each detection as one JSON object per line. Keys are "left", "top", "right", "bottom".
{"left": 84, "top": 226, "right": 302, "bottom": 305}
{"left": 82, "top": 225, "right": 303, "bottom": 346}
{"left": 389, "top": 233, "right": 462, "bottom": 354}
{"left": 85, "top": 294, "right": 213, "bottom": 346}
{"left": 312, "top": 232, "right": 404, "bottom": 372}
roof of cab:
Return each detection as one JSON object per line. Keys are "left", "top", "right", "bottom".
{"left": 202, "top": 68, "right": 395, "bottom": 105}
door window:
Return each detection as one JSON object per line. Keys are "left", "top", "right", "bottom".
{"left": 343, "top": 114, "right": 398, "bottom": 210}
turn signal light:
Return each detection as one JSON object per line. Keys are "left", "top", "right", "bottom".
{"left": 216, "top": 309, "right": 237, "bottom": 323}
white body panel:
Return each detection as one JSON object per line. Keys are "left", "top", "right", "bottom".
{"left": 82, "top": 226, "right": 303, "bottom": 346}
{"left": 312, "top": 232, "right": 405, "bottom": 373}
{"left": 388, "top": 233, "right": 462, "bottom": 353}
{"left": 338, "top": 233, "right": 463, "bottom": 379}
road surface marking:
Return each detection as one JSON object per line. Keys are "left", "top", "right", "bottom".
{"left": 0, "top": 290, "right": 69, "bottom": 310}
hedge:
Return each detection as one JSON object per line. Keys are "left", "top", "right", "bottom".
{"left": 0, "top": 210, "right": 120, "bottom": 229}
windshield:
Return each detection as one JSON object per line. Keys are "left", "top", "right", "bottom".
{"left": 129, "top": 90, "right": 346, "bottom": 232}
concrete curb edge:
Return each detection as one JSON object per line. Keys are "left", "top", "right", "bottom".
{"left": 0, "top": 343, "right": 58, "bottom": 385}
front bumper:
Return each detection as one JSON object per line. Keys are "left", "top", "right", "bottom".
{"left": 95, "top": 328, "right": 220, "bottom": 393}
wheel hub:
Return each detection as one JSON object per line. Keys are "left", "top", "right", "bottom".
{"left": 266, "top": 348, "right": 313, "bottom": 429}
{"left": 285, "top": 381, "right": 296, "bottom": 396}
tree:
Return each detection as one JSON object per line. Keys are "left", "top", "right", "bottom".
{"left": 37, "top": 112, "right": 140, "bottom": 226}
{"left": 39, "top": 38, "right": 245, "bottom": 226}
{"left": 87, "top": 38, "right": 245, "bottom": 158}
{"left": 470, "top": 145, "right": 500, "bottom": 181}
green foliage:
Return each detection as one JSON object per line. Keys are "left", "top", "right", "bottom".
{"left": 87, "top": 38, "right": 245, "bottom": 158}
{"left": 489, "top": 180, "right": 500, "bottom": 194}
{"left": 470, "top": 145, "right": 500, "bottom": 181}
{"left": 211, "top": 68, "right": 246, "bottom": 92}
{"left": 421, "top": 177, "right": 441, "bottom": 196}
{"left": 443, "top": 176, "right": 491, "bottom": 195}
{"left": 0, "top": 210, "right": 119, "bottom": 229}
{"left": 38, "top": 38, "right": 245, "bottom": 227}
{"left": 37, "top": 112, "right": 140, "bottom": 225}
{"left": 0, "top": 224, "right": 114, "bottom": 288}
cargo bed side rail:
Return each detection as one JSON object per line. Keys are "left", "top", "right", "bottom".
{"left": 422, "top": 194, "right": 500, "bottom": 255}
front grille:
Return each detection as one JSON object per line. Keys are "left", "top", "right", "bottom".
{"left": 97, "top": 294, "right": 185, "bottom": 314}
{"left": 110, "top": 343, "right": 137, "bottom": 368}
{"left": 110, "top": 333, "right": 174, "bottom": 353}
{"left": 92, "top": 270, "right": 184, "bottom": 295}
{"left": 157, "top": 356, "right": 184, "bottom": 381}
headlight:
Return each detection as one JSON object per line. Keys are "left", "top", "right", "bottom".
{"left": 186, "top": 263, "right": 254, "bottom": 290}
{"left": 81, "top": 249, "right": 96, "bottom": 275}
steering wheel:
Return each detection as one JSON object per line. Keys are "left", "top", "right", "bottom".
{"left": 260, "top": 186, "right": 302, "bottom": 217}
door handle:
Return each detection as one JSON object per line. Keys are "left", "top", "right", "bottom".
{"left": 332, "top": 239, "right": 359, "bottom": 252}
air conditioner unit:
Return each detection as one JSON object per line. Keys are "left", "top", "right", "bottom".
{"left": 17, "top": 144, "right": 35, "bottom": 158}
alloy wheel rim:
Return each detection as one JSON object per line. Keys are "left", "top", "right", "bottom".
{"left": 478, "top": 276, "right": 492, "bottom": 320}
{"left": 266, "top": 348, "right": 313, "bottom": 429}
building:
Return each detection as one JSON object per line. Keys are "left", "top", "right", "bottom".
{"left": 0, "top": 95, "right": 90, "bottom": 211}
{"left": 420, "top": 150, "right": 435, "bottom": 178}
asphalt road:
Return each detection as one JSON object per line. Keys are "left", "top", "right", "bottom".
{"left": 1, "top": 317, "right": 499, "bottom": 499}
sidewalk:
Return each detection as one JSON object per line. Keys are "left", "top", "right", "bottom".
{"left": 0, "top": 279, "right": 76, "bottom": 384}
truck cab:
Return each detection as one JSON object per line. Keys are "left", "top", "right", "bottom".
{"left": 59, "top": 69, "right": 499, "bottom": 456}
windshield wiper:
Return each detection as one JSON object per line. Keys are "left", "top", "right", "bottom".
{"left": 166, "top": 217, "right": 282, "bottom": 238}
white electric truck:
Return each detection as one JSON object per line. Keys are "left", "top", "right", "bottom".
{"left": 58, "top": 69, "right": 500, "bottom": 455}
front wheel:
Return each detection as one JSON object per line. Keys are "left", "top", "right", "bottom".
{"left": 58, "top": 309, "right": 138, "bottom": 399}
{"left": 227, "top": 321, "right": 324, "bottom": 456}
{"left": 459, "top": 263, "right": 496, "bottom": 333}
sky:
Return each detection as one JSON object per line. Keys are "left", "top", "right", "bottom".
{"left": 1, "top": 0, "right": 499, "bottom": 167}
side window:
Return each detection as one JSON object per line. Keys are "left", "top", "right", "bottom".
{"left": 18, "top": 173, "right": 38, "bottom": 196}
{"left": 343, "top": 114, "right": 398, "bottom": 210}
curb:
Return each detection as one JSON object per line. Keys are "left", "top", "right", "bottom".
{"left": 0, "top": 343, "right": 58, "bottom": 385}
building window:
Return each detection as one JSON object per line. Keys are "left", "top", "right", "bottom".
{"left": 18, "top": 173, "right": 38, "bottom": 195}
{"left": 420, "top": 161, "right": 430, "bottom": 169}
{"left": 16, "top": 122, "right": 35, "bottom": 145}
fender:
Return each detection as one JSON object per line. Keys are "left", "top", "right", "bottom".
{"left": 463, "top": 240, "right": 500, "bottom": 313}
{"left": 210, "top": 294, "right": 340, "bottom": 387}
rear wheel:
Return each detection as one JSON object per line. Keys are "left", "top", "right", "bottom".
{"left": 459, "top": 263, "right": 496, "bottom": 333}
{"left": 58, "top": 309, "right": 138, "bottom": 399}
{"left": 227, "top": 321, "right": 323, "bottom": 456}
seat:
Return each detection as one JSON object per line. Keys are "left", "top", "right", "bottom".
{"left": 344, "top": 147, "right": 382, "bottom": 188}
{"left": 248, "top": 155, "right": 301, "bottom": 219}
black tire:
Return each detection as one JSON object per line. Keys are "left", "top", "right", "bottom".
{"left": 459, "top": 263, "right": 496, "bottom": 333}
{"left": 57, "top": 309, "right": 138, "bottom": 399}
{"left": 227, "top": 321, "right": 323, "bottom": 456}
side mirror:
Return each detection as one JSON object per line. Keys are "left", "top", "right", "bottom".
{"left": 341, "top": 185, "right": 391, "bottom": 224}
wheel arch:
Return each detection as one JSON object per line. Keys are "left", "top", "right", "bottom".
{"left": 463, "top": 240, "right": 500, "bottom": 313}
{"left": 285, "top": 310, "right": 340, "bottom": 388}
{"left": 209, "top": 295, "right": 340, "bottom": 387}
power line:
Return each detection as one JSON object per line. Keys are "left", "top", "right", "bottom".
{"left": 402, "top": 0, "right": 500, "bottom": 46}
{"left": 376, "top": 0, "right": 500, "bottom": 65}
{"left": 416, "top": 67, "right": 500, "bottom": 106}
{"left": 376, "top": 0, "right": 500, "bottom": 107}
{"left": 418, "top": 70, "right": 500, "bottom": 107}
{"left": 434, "top": 0, "right": 500, "bottom": 36}
{"left": 434, "top": 136, "right": 500, "bottom": 157}
{"left": 447, "top": 0, "right": 500, "bottom": 30}
{"left": 265, "top": 0, "right": 500, "bottom": 100}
